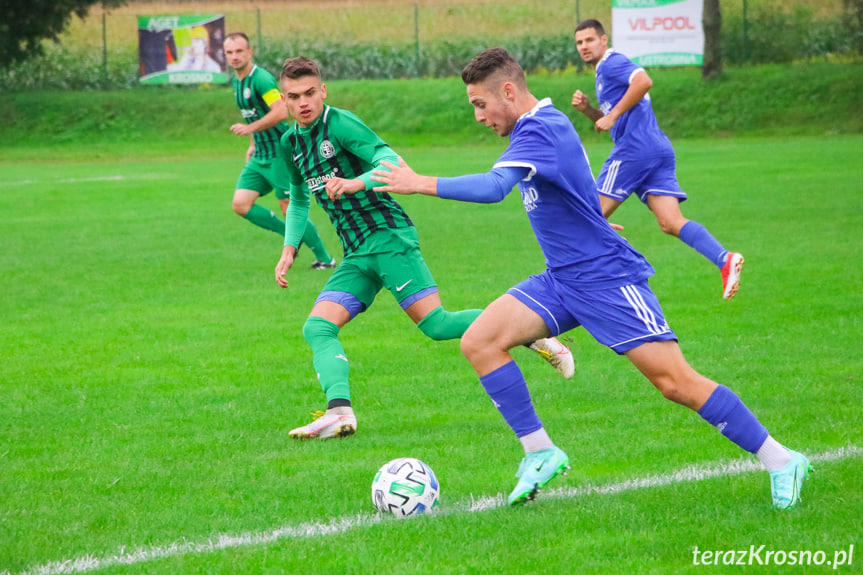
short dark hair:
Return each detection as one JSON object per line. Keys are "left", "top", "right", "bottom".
{"left": 280, "top": 56, "right": 322, "bottom": 81}
{"left": 461, "top": 47, "right": 526, "bottom": 90}
{"left": 225, "top": 32, "right": 250, "bottom": 45}
{"left": 575, "top": 19, "right": 606, "bottom": 36}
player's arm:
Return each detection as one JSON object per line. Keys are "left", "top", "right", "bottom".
{"left": 275, "top": 159, "right": 309, "bottom": 288}
{"left": 324, "top": 144, "right": 400, "bottom": 200}
{"left": 595, "top": 69, "right": 653, "bottom": 132}
{"left": 324, "top": 112, "right": 418, "bottom": 200}
{"left": 230, "top": 89, "right": 288, "bottom": 136}
{"left": 571, "top": 90, "right": 604, "bottom": 124}
{"left": 370, "top": 157, "right": 528, "bottom": 203}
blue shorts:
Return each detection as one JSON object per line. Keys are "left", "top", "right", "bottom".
{"left": 507, "top": 271, "right": 677, "bottom": 354}
{"left": 597, "top": 155, "right": 687, "bottom": 205}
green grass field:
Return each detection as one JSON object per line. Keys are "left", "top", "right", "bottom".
{"left": 1, "top": 130, "right": 861, "bottom": 574}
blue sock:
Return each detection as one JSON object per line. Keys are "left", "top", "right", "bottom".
{"left": 479, "top": 361, "right": 543, "bottom": 438}
{"left": 697, "top": 385, "right": 769, "bottom": 453}
{"left": 679, "top": 220, "right": 728, "bottom": 269}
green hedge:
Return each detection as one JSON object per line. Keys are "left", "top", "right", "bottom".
{"left": 0, "top": 9, "right": 857, "bottom": 91}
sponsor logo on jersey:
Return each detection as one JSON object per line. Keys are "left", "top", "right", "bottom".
{"left": 306, "top": 168, "right": 341, "bottom": 192}
{"left": 521, "top": 185, "right": 539, "bottom": 212}
{"left": 240, "top": 108, "right": 257, "bottom": 120}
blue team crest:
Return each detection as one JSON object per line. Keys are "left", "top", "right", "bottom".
{"left": 319, "top": 140, "right": 335, "bottom": 159}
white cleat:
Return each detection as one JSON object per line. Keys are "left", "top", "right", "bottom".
{"left": 289, "top": 410, "right": 357, "bottom": 440}
{"left": 529, "top": 337, "right": 575, "bottom": 379}
{"left": 721, "top": 252, "right": 744, "bottom": 300}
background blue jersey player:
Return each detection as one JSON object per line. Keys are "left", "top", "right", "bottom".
{"left": 371, "top": 47, "right": 809, "bottom": 510}
{"left": 571, "top": 19, "right": 744, "bottom": 300}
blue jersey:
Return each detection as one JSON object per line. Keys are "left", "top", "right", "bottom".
{"left": 495, "top": 99, "right": 654, "bottom": 289}
{"left": 596, "top": 49, "right": 674, "bottom": 160}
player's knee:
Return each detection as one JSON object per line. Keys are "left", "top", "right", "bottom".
{"left": 417, "top": 310, "right": 448, "bottom": 341}
{"left": 459, "top": 334, "right": 478, "bottom": 361}
{"left": 303, "top": 316, "right": 339, "bottom": 345}
{"left": 652, "top": 376, "right": 690, "bottom": 406}
{"left": 656, "top": 218, "right": 682, "bottom": 236}
{"left": 459, "top": 329, "right": 490, "bottom": 362}
{"left": 232, "top": 196, "right": 251, "bottom": 216}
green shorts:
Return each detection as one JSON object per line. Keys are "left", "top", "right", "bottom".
{"left": 235, "top": 156, "right": 291, "bottom": 200}
{"left": 317, "top": 227, "right": 437, "bottom": 318}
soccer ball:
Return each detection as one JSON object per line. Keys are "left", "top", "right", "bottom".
{"left": 371, "top": 457, "right": 440, "bottom": 516}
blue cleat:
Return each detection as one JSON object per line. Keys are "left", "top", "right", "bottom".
{"left": 769, "top": 450, "right": 812, "bottom": 509}
{"left": 508, "top": 446, "right": 570, "bottom": 505}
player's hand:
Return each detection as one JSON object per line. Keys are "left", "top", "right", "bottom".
{"left": 245, "top": 144, "right": 255, "bottom": 162}
{"left": 370, "top": 157, "right": 417, "bottom": 195}
{"left": 609, "top": 222, "right": 624, "bottom": 231}
{"left": 595, "top": 113, "right": 617, "bottom": 133}
{"left": 230, "top": 123, "right": 254, "bottom": 137}
{"left": 571, "top": 90, "right": 590, "bottom": 112}
{"left": 325, "top": 177, "right": 365, "bottom": 201}
{"left": 275, "top": 246, "right": 296, "bottom": 289}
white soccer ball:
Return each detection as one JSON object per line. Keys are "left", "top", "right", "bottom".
{"left": 371, "top": 457, "right": 440, "bottom": 516}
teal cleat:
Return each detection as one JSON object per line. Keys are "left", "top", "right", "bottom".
{"left": 769, "top": 450, "right": 812, "bottom": 509}
{"left": 508, "top": 446, "right": 570, "bottom": 506}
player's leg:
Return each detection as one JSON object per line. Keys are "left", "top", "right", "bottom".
{"left": 574, "top": 279, "right": 809, "bottom": 508}
{"left": 234, "top": 160, "right": 286, "bottom": 235}
{"left": 625, "top": 340, "right": 811, "bottom": 508}
{"left": 461, "top": 292, "right": 571, "bottom": 504}
{"left": 289, "top": 260, "right": 378, "bottom": 440}
{"left": 599, "top": 194, "right": 624, "bottom": 219}
{"left": 380, "top": 231, "right": 574, "bottom": 376}
{"left": 643, "top": 156, "right": 743, "bottom": 299}
{"left": 372, "top": 228, "right": 483, "bottom": 341}
{"left": 232, "top": 188, "right": 285, "bottom": 234}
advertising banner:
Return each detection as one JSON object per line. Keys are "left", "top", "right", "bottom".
{"left": 611, "top": 0, "right": 703, "bottom": 66}
{"left": 138, "top": 15, "right": 227, "bottom": 84}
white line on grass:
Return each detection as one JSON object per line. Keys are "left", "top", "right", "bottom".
{"left": 7, "top": 445, "right": 860, "bottom": 575}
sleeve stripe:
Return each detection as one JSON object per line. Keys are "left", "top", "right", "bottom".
{"left": 493, "top": 160, "right": 537, "bottom": 182}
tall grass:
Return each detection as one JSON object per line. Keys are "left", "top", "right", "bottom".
{"left": 0, "top": 0, "right": 857, "bottom": 90}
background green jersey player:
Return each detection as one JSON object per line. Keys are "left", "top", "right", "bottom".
{"left": 224, "top": 33, "right": 334, "bottom": 269}
{"left": 273, "top": 56, "right": 574, "bottom": 440}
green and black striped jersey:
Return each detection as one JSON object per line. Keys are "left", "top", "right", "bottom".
{"left": 281, "top": 105, "right": 414, "bottom": 255}
{"left": 232, "top": 65, "right": 286, "bottom": 159}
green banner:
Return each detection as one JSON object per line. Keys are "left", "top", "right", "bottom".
{"left": 632, "top": 52, "right": 703, "bottom": 66}
{"left": 138, "top": 14, "right": 227, "bottom": 85}
{"left": 612, "top": 0, "right": 687, "bottom": 8}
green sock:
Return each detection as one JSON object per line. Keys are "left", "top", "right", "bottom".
{"left": 302, "top": 219, "right": 333, "bottom": 262}
{"left": 417, "top": 306, "right": 482, "bottom": 341}
{"left": 244, "top": 204, "right": 285, "bottom": 235}
{"left": 303, "top": 316, "right": 351, "bottom": 403}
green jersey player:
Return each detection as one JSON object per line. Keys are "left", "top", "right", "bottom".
{"left": 224, "top": 33, "right": 334, "bottom": 269}
{"left": 274, "top": 56, "right": 574, "bottom": 440}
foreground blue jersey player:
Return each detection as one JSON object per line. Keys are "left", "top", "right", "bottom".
{"left": 371, "top": 47, "right": 809, "bottom": 509}
{"left": 572, "top": 19, "right": 744, "bottom": 300}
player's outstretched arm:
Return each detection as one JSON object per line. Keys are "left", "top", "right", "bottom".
{"left": 371, "top": 158, "right": 439, "bottom": 196}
